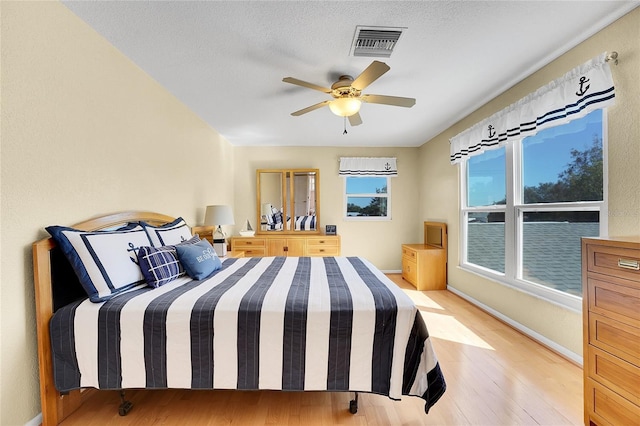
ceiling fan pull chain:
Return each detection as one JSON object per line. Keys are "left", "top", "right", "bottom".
{"left": 343, "top": 116, "right": 348, "bottom": 135}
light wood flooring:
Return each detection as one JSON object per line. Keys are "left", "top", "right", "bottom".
{"left": 59, "top": 274, "right": 583, "bottom": 425}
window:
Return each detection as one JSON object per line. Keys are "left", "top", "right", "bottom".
{"left": 344, "top": 176, "right": 390, "bottom": 219}
{"left": 461, "top": 109, "right": 605, "bottom": 308}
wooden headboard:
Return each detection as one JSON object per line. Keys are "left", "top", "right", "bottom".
{"left": 32, "top": 211, "right": 177, "bottom": 425}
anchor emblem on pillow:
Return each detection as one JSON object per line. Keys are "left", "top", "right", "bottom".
{"left": 127, "top": 242, "right": 141, "bottom": 265}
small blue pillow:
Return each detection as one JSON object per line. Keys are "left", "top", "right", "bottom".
{"left": 175, "top": 239, "right": 222, "bottom": 280}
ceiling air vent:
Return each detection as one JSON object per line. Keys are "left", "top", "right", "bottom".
{"left": 350, "top": 26, "right": 405, "bottom": 58}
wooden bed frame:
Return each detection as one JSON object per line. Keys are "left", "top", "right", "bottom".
{"left": 33, "top": 211, "right": 177, "bottom": 426}
{"left": 34, "top": 211, "right": 435, "bottom": 423}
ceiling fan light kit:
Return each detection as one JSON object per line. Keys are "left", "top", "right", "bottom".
{"left": 283, "top": 60, "right": 416, "bottom": 128}
{"left": 329, "top": 97, "right": 362, "bottom": 117}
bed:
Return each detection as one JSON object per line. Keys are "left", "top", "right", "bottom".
{"left": 33, "top": 211, "right": 445, "bottom": 425}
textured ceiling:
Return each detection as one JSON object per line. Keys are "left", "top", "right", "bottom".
{"left": 62, "top": 1, "right": 637, "bottom": 147}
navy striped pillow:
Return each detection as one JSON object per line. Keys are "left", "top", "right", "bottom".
{"left": 46, "top": 224, "right": 151, "bottom": 302}
{"left": 140, "top": 217, "right": 193, "bottom": 247}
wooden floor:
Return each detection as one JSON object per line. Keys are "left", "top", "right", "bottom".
{"left": 59, "top": 274, "right": 583, "bottom": 426}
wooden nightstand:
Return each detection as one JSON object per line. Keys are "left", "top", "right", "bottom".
{"left": 402, "top": 222, "right": 447, "bottom": 291}
{"left": 191, "top": 226, "right": 215, "bottom": 244}
{"left": 402, "top": 244, "right": 446, "bottom": 290}
{"left": 221, "top": 250, "right": 244, "bottom": 259}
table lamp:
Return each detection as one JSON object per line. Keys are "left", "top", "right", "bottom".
{"left": 204, "top": 205, "right": 234, "bottom": 256}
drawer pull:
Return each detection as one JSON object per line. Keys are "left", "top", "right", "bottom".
{"left": 618, "top": 258, "right": 640, "bottom": 270}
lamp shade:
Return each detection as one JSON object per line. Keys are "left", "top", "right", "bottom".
{"left": 329, "top": 97, "right": 362, "bottom": 117}
{"left": 204, "top": 205, "right": 235, "bottom": 226}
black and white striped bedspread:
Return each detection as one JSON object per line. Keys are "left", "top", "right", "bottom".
{"left": 294, "top": 215, "right": 316, "bottom": 231}
{"left": 50, "top": 256, "right": 445, "bottom": 412}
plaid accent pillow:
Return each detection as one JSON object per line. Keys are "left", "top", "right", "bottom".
{"left": 138, "top": 235, "right": 200, "bottom": 288}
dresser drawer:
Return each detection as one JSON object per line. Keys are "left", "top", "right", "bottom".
{"left": 306, "top": 237, "right": 339, "bottom": 247}
{"left": 586, "top": 378, "right": 640, "bottom": 426}
{"left": 231, "top": 237, "right": 267, "bottom": 257}
{"left": 587, "top": 243, "right": 640, "bottom": 283}
{"left": 402, "top": 246, "right": 417, "bottom": 261}
{"left": 589, "top": 312, "right": 640, "bottom": 366}
{"left": 588, "top": 278, "right": 640, "bottom": 327}
{"left": 237, "top": 247, "right": 267, "bottom": 257}
{"left": 306, "top": 236, "right": 339, "bottom": 256}
{"left": 402, "top": 258, "right": 418, "bottom": 286}
{"left": 233, "top": 237, "right": 266, "bottom": 248}
{"left": 307, "top": 246, "right": 340, "bottom": 256}
{"left": 588, "top": 345, "right": 640, "bottom": 405}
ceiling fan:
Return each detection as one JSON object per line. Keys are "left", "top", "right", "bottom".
{"left": 282, "top": 60, "right": 415, "bottom": 127}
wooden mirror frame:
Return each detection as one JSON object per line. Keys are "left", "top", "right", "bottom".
{"left": 424, "top": 221, "right": 447, "bottom": 253}
{"left": 256, "top": 168, "right": 320, "bottom": 234}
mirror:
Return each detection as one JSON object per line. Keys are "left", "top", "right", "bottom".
{"left": 257, "top": 169, "right": 319, "bottom": 233}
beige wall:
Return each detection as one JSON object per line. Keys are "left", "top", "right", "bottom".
{"left": 232, "top": 146, "right": 423, "bottom": 270}
{"left": 419, "top": 8, "right": 640, "bottom": 359}
{"left": 1, "top": 2, "right": 234, "bottom": 424}
{"left": 3, "top": 1, "right": 638, "bottom": 424}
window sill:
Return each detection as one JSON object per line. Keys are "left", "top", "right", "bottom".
{"left": 457, "top": 263, "right": 582, "bottom": 313}
{"left": 343, "top": 216, "right": 392, "bottom": 221}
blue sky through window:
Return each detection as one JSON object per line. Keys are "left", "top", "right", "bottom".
{"left": 346, "top": 177, "right": 387, "bottom": 194}
{"left": 522, "top": 109, "right": 602, "bottom": 189}
{"left": 468, "top": 110, "right": 603, "bottom": 207}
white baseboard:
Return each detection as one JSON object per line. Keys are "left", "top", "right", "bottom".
{"left": 381, "top": 269, "right": 402, "bottom": 274}
{"left": 446, "top": 286, "right": 583, "bottom": 366}
{"left": 25, "top": 413, "right": 42, "bottom": 426}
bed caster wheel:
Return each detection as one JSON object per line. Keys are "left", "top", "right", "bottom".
{"left": 118, "top": 391, "right": 133, "bottom": 416}
{"left": 349, "top": 399, "right": 358, "bottom": 414}
{"left": 119, "top": 400, "right": 133, "bottom": 416}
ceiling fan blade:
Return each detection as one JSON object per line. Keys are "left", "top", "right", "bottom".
{"left": 348, "top": 112, "right": 363, "bottom": 126}
{"left": 361, "top": 94, "right": 416, "bottom": 108}
{"left": 291, "top": 100, "right": 331, "bottom": 116}
{"left": 282, "top": 77, "right": 331, "bottom": 93}
{"left": 351, "top": 61, "right": 391, "bottom": 91}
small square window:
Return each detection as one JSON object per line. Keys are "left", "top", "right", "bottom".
{"left": 344, "top": 176, "right": 390, "bottom": 219}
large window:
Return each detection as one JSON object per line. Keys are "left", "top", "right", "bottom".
{"left": 461, "top": 110, "right": 605, "bottom": 308}
{"left": 344, "top": 176, "right": 390, "bottom": 219}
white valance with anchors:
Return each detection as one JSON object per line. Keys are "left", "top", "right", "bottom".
{"left": 450, "top": 52, "right": 616, "bottom": 164}
{"left": 339, "top": 157, "right": 398, "bottom": 176}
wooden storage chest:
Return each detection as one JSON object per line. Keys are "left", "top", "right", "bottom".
{"left": 582, "top": 236, "right": 640, "bottom": 426}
